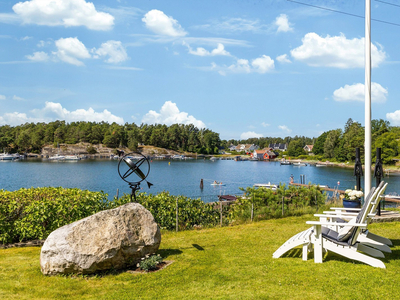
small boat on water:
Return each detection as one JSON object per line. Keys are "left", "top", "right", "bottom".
{"left": 65, "top": 155, "right": 81, "bottom": 161}
{"left": 0, "top": 153, "right": 18, "bottom": 160}
{"left": 48, "top": 154, "right": 66, "bottom": 160}
{"left": 280, "top": 160, "right": 291, "bottom": 165}
{"left": 315, "top": 163, "right": 327, "bottom": 167}
{"left": 293, "top": 162, "right": 307, "bottom": 166}
{"left": 254, "top": 182, "right": 278, "bottom": 191}
{"left": 211, "top": 181, "right": 225, "bottom": 186}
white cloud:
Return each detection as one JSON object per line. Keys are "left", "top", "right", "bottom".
{"left": 142, "top": 101, "right": 206, "bottom": 128}
{"left": 291, "top": 33, "right": 386, "bottom": 68}
{"left": 333, "top": 82, "right": 388, "bottom": 103}
{"left": 92, "top": 40, "right": 129, "bottom": 63}
{"left": 278, "top": 125, "right": 292, "bottom": 133}
{"left": 0, "top": 102, "right": 124, "bottom": 126}
{"left": 142, "top": 9, "right": 187, "bottom": 37}
{"left": 219, "top": 55, "right": 274, "bottom": 75}
{"left": 0, "top": 95, "right": 6, "bottom": 100}
{"left": 275, "top": 14, "right": 293, "bottom": 33}
{"left": 194, "top": 17, "right": 268, "bottom": 34}
{"left": 21, "top": 36, "right": 32, "bottom": 41}
{"left": 13, "top": 95, "right": 24, "bottom": 101}
{"left": 185, "top": 42, "right": 230, "bottom": 57}
{"left": 386, "top": 110, "right": 400, "bottom": 126}
{"left": 252, "top": 55, "right": 275, "bottom": 73}
{"left": 276, "top": 54, "right": 291, "bottom": 63}
{"left": 261, "top": 122, "right": 270, "bottom": 127}
{"left": 240, "top": 131, "right": 263, "bottom": 139}
{"left": 0, "top": 112, "right": 34, "bottom": 125}
{"left": 12, "top": 0, "right": 114, "bottom": 31}
{"left": 53, "top": 37, "right": 91, "bottom": 66}
{"left": 26, "top": 51, "right": 49, "bottom": 62}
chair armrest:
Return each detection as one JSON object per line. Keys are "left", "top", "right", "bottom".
{"left": 322, "top": 211, "right": 358, "bottom": 216}
{"left": 306, "top": 220, "right": 367, "bottom": 228}
{"left": 329, "top": 207, "right": 361, "bottom": 212}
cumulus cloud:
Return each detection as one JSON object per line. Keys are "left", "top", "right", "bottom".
{"left": 13, "top": 95, "right": 24, "bottom": 101}
{"left": 0, "top": 112, "right": 35, "bottom": 126}
{"left": 240, "top": 131, "right": 263, "bottom": 139}
{"left": 291, "top": 33, "right": 386, "bottom": 68}
{"left": 278, "top": 125, "right": 292, "bottom": 133}
{"left": 0, "top": 95, "right": 6, "bottom": 100}
{"left": 142, "top": 9, "right": 187, "bottom": 37}
{"left": 53, "top": 37, "right": 91, "bottom": 66}
{"left": 142, "top": 101, "right": 206, "bottom": 128}
{"left": 252, "top": 55, "right": 275, "bottom": 73}
{"left": 26, "top": 51, "right": 49, "bottom": 61}
{"left": 12, "top": 0, "right": 114, "bottom": 30}
{"left": 276, "top": 54, "right": 291, "bottom": 63}
{"left": 215, "top": 55, "right": 274, "bottom": 75}
{"left": 0, "top": 102, "right": 124, "bottom": 126}
{"left": 185, "top": 42, "right": 230, "bottom": 56}
{"left": 386, "top": 110, "right": 400, "bottom": 126}
{"left": 333, "top": 82, "right": 388, "bottom": 103}
{"left": 275, "top": 14, "right": 293, "bottom": 32}
{"left": 92, "top": 40, "right": 129, "bottom": 63}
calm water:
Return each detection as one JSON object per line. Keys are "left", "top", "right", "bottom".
{"left": 1, "top": 158, "right": 399, "bottom": 202}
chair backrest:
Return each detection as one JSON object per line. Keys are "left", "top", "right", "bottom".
{"left": 347, "top": 181, "right": 386, "bottom": 245}
{"left": 369, "top": 182, "right": 388, "bottom": 215}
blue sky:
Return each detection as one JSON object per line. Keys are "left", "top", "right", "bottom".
{"left": 0, "top": 0, "right": 399, "bottom": 140}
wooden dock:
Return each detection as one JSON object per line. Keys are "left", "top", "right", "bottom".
{"left": 289, "top": 183, "right": 345, "bottom": 193}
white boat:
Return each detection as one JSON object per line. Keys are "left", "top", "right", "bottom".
{"left": 280, "top": 160, "right": 291, "bottom": 165}
{"left": 172, "top": 154, "right": 184, "bottom": 159}
{"left": 65, "top": 155, "right": 81, "bottom": 161}
{"left": 0, "top": 153, "right": 17, "bottom": 160}
{"left": 293, "top": 162, "right": 307, "bottom": 166}
{"left": 254, "top": 183, "right": 278, "bottom": 191}
{"left": 315, "top": 163, "right": 327, "bottom": 167}
{"left": 211, "top": 182, "right": 226, "bottom": 186}
{"left": 48, "top": 154, "right": 66, "bottom": 160}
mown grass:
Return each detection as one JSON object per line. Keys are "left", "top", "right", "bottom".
{"left": 1, "top": 215, "right": 400, "bottom": 299}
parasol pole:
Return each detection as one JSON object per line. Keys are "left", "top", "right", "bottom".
{"left": 364, "top": 0, "right": 372, "bottom": 194}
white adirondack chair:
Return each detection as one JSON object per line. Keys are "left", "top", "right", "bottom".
{"left": 273, "top": 183, "right": 387, "bottom": 268}
{"left": 315, "top": 182, "right": 390, "bottom": 252}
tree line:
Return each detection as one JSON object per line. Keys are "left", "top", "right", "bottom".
{"left": 1, "top": 118, "right": 399, "bottom": 164}
{"left": 0, "top": 121, "right": 221, "bottom": 154}
{"left": 235, "top": 118, "right": 400, "bottom": 164}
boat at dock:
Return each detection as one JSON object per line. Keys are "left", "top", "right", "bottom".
{"left": 0, "top": 153, "right": 19, "bottom": 160}
{"left": 48, "top": 154, "right": 66, "bottom": 160}
{"left": 293, "top": 162, "right": 307, "bottom": 166}
{"left": 280, "top": 160, "right": 291, "bottom": 165}
{"left": 254, "top": 183, "right": 278, "bottom": 191}
{"left": 65, "top": 155, "right": 81, "bottom": 161}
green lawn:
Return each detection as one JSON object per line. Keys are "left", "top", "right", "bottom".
{"left": 1, "top": 216, "right": 400, "bottom": 299}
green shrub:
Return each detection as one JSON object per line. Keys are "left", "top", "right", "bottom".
{"left": 138, "top": 254, "right": 163, "bottom": 271}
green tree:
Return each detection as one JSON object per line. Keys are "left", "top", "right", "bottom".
{"left": 287, "top": 139, "right": 306, "bottom": 157}
{"left": 323, "top": 129, "right": 341, "bottom": 158}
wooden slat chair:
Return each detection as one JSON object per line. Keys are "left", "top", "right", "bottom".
{"left": 273, "top": 183, "right": 387, "bottom": 268}
{"left": 315, "top": 182, "right": 390, "bottom": 252}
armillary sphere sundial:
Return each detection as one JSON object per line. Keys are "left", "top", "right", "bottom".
{"left": 118, "top": 152, "right": 153, "bottom": 202}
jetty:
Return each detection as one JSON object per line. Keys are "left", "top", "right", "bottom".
{"left": 289, "top": 183, "right": 345, "bottom": 194}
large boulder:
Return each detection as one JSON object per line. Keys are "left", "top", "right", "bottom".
{"left": 40, "top": 203, "right": 161, "bottom": 275}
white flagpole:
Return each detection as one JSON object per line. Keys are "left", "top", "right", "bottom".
{"left": 365, "top": 0, "right": 372, "bottom": 193}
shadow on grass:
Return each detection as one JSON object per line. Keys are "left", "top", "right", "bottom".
{"left": 158, "top": 248, "right": 183, "bottom": 258}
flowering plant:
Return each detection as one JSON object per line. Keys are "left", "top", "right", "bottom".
{"left": 343, "top": 189, "right": 363, "bottom": 201}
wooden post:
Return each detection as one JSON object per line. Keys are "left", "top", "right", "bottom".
{"left": 116, "top": 188, "right": 119, "bottom": 200}
{"left": 176, "top": 197, "right": 179, "bottom": 232}
{"left": 220, "top": 201, "right": 223, "bottom": 227}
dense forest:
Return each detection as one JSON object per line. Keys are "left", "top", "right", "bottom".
{"left": 0, "top": 118, "right": 399, "bottom": 164}
{"left": 0, "top": 121, "right": 221, "bottom": 154}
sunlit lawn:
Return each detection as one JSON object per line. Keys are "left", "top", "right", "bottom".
{"left": 1, "top": 216, "right": 400, "bottom": 299}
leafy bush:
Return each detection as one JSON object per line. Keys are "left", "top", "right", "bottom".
{"left": 0, "top": 187, "right": 110, "bottom": 244}
{"left": 112, "top": 192, "right": 221, "bottom": 230}
{"left": 138, "top": 254, "right": 163, "bottom": 272}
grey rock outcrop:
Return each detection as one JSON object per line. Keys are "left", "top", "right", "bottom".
{"left": 40, "top": 203, "right": 161, "bottom": 275}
